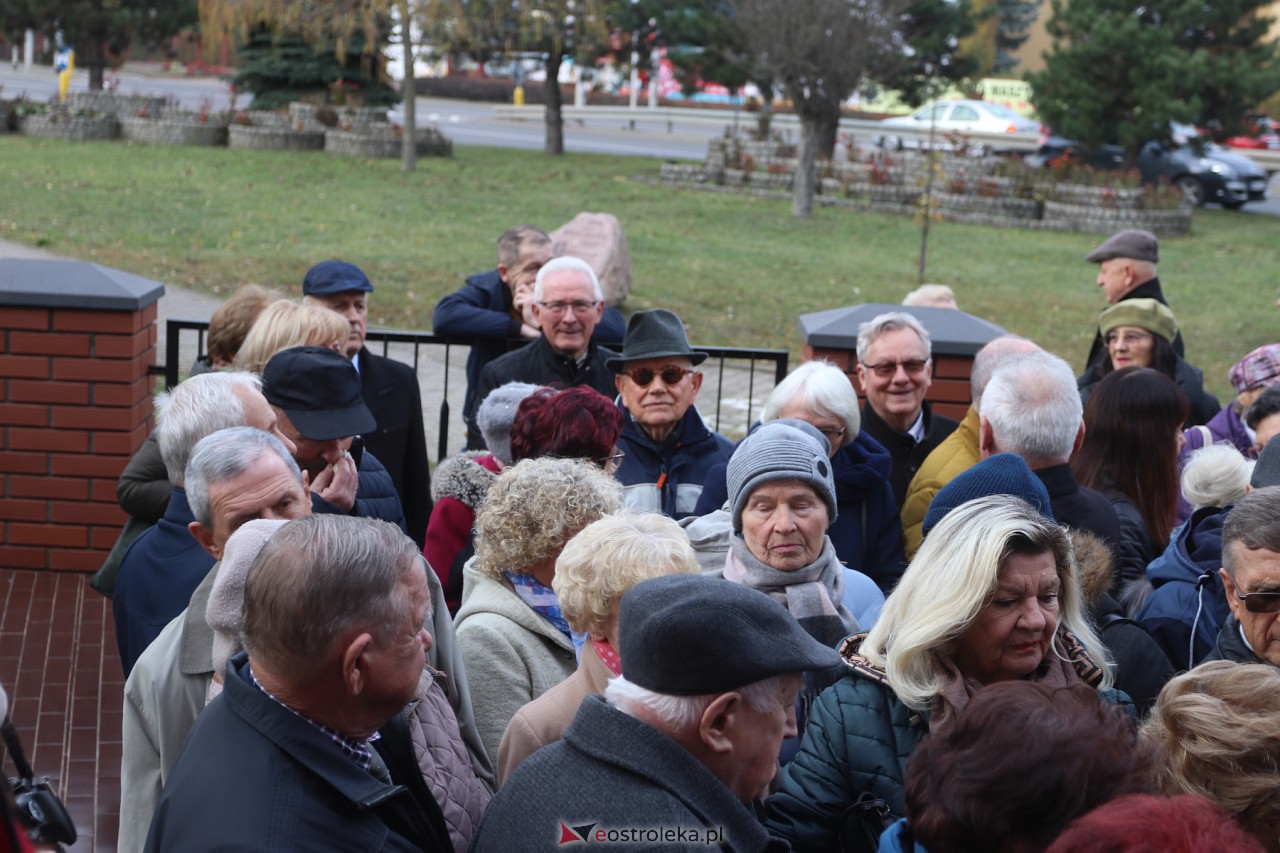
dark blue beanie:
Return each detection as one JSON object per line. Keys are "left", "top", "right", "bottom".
{"left": 922, "top": 453, "right": 1054, "bottom": 539}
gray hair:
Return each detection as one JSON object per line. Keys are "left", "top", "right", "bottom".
{"left": 533, "top": 255, "right": 604, "bottom": 302}
{"left": 185, "top": 426, "right": 302, "bottom": 528}
{"left": 970, "top": 335, "right": 1039, "bottom": 406}
{"left": 1222, "top": 486, "right": 1280, "bottom": 579}
{"left": 477, "top": 381, "right": 540, "bottom": 467}
{"left": 1181, "top": 445, "right": 1253, "bottom": 510}
{"left": 980, "top": 352, "right": 1082, "bottom": 462}
{"left": 604, "top": 672, "right": 788, "bottom": 732}
{"left": 855, "top": 311, "right": 931, "bottom": 364}
{"left": 902, "top": 284, "right": 957, "bottom": 308}
{"left": 761, "top": 360, "right": 861, "bottom": 437}
{"left": 155, "top": 372, "right": 261, "bottom": 483}
{"left": 242, "top": 514, "right": 420, "bottom": 681}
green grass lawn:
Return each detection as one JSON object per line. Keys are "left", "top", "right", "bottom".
{"left": 1, "top": 134, "right": 1275, "bottom": 400}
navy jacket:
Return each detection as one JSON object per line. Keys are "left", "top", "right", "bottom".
{"left": 1203, "top": 616, "right": 1273, "bottom": 666}
{"left": 311, "top": 449, "right": 408, "bottom": 534}
{"left": 146, "top": 654, "right": 451, "bottom": 852}
{"left": 1137, "top": 504, "right": 1232, "bottom": 670}
{"left": 434, "top": 269, "right": 625, "bottom": 447}
{"left": 859, "top": 402, "right": 960, "bottom": 510}
{"left": 615, "top": 405, "right": 733, "bottom": 519}
{"left": 695, "top": 430, "right": 907, "bottom": 592}
{"left": 469, "top": 336, "right": 619, "bottom": 450}
{"left": 357, "top": 347, "right": 431, "bottom": 548}
{"left": 113, "top": 487, "right": 215, "bottom": 677}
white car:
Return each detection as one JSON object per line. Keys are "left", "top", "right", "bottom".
{"left": 875, "top": 99, "right": 1041, "bottom": 155}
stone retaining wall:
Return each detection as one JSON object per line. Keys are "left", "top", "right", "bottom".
{"left": 19, "top": 113, "right": 120, "bottom": 141}
{"left": 120, "top": 116, "right": 228, "bottom": 147}
{"left": 228, "top": 123, "right": 326, "bottom": 151}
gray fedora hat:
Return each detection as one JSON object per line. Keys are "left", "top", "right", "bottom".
{"left": 606, "top": 308, "right": 708, "bottom": 372}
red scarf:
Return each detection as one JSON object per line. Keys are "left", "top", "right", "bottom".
{"left": 592, "top": 638, "right": 621, "bottom": 676}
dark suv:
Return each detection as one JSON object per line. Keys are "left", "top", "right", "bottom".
{"left": 1032, "top": 131, "right": 1269, "bottom": 209}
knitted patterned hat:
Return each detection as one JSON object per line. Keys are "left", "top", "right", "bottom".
{"left": 922, "top": 453, "right": 1054, "bottom": 539}
{"left": 726, "top": 419, "right": 836, "bottom": 533}
{"left": 1229, "top": 344, "right": 1280, "bottom": 394}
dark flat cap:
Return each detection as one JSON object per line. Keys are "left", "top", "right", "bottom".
{"left": 923, "top": 453, "right": 1054, "bottom": 539}
{"left": 262, "top": 346, "right": 376, "bottom": 441}
{"left": 302, "top": 260, "right": 373, "bottom": 296}
{"left": 1085, "top": 229, "right": 1159, "bottom": 264}
{"left": 1253, "top": 436, "right": 1280, "bottom": 489}
{"left": 617, "top": 574, "right": 842, "bottom": 695}
{"left": 606, "top": 308, "right": 708, "bottom": 372}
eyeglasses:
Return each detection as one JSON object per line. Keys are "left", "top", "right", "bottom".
{"left": 861, "top": 359, "right": 929, "bottom": 378}
{"left": 1104, "top": 331, "right": 1154, "bottom": 347}
{"left": 537, "top": 300, "right": 598, "bottom": 315}
{"left": 622, "top": 366, "right": 695, "bottom": 386}
{"left": 601, "top": 450, "right": 626, "bottom": 472}
{"left": 1235, "top": 588, "right": 1280, "bottom": 614}
{"left": 817, "top": 426, "right": 846, "bottom": 442}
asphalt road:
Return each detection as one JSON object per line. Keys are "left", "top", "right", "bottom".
{"left": 0, "top": 63, "right": 715, "bottom": 160}
{"left": 5, "top": 63, "right": 1280, "bottom": 208}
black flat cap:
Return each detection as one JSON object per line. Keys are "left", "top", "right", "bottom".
{"left": 302, "top": 260, "right": 373, "bottom": 296}
{"left": 617, "top": 574, "right": 842, "bottom": 695}
{"left": 262, "top": 346, "right": 376, "bottom": 441}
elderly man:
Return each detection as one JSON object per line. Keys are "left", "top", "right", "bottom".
{"left": 145, "top": 515, "right": 452, "bottom": 851}
{"left": 436, "top": 227, "right": 627, "bottom": 449}
{"left": 119, "top": 427, "right": 310, "bottom": 853}
{"left": 113, "top": 372, "right": 298, "bottom": 676}
{"left": 900, "top": 335, "right": 1040, "bottom": 557}
{"left": 468, "top": 256, "right": 620, "bottom": 449}
{"left": 854, "top": 311, "right": 959, "bottom": 509}
{"left": 303, "top": 260, "right": 431, "bottom": 547}
{"left": 472, "top": 573, "right": 838, "bottom": 852}
{"left": 1206, "top": 486, "right": 1280, "bottom": 667}
{"left": 1083, "top": 228, "right": 1184, "bottom": 369}
{"left": 979, "top": 352, "right": 1120, "bottom": 546}
{"left": 261, "top": 346, "right": 407, "bottom": 531}
{"left": 608, "top": 308, "right": 733, "bottom": 518}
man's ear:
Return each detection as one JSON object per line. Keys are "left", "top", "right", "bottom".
{"left": 341, "top": 632, "right": 375, "bottom": 697}
{"left": 497, "top": 263, "right": 511, "bottom": 285}
{"left": 978, "top": 417, "right": 997, "bottom": 458}
{"left": 188, "top": 521, "right": 221, "bottom": 560}
{"left": 1072, "top": 421, "right": 1086, "bottom": 455}
{"left": 691, "top": 370, "right": 704, "bottom": 394}
{"left": 854, "top": 364, "right": 868, "bottom": 394}
{"left": 615, "top": 373, "right": 626, "bottom": 395}
{"left": 697, "top": 692, "right": 740, "bottom": 755}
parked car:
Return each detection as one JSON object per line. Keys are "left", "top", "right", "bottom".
{"left": 1031, "top": 129, "right": 1268, "bottom": 209}
{"left": 875, "top": 99, "right": 1041, "bottom": 155}
{"left": 1221, "top": 116, "right": 1280, "bottom": 151}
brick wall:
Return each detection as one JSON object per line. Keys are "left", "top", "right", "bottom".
{"left": 1, "top": 304, "right": 157, "bottom": 572}
{"left": 803, "top": 344, "right": 973, "bottom": 422}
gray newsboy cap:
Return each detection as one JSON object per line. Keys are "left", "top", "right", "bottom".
{"left": 1252, "top": 435, "right": 1280, "bottom": 489}
{"left": 726, "top": 420, "right": 836, "bottom": 533}
{"left": 618, "top": 574, "right": 842, "bottom": 695}
{"left": 606, "top": 308, "right": 708, "bottom": 372}
{"left": 1085, "top": 229, "right": 1159, "bottom": 264}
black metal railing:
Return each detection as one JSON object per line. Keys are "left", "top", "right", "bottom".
{"left": 159, "top": 320, "right": 789, "bottom": 464}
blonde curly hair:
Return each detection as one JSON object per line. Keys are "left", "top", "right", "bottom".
{"left": 474, "top": 457, "right": 622, "bottom": 579}
{"left": 553, "top": 512, "right": 699, "bottom": 639}
{"left": 1143, "top": 660, "right": 1280, "bottom": 845}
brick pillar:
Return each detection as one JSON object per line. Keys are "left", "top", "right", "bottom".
{"left": 1, "top": 260, "right": 162, "bottom": 572}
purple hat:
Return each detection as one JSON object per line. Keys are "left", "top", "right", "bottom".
{"left": 1229, "top": 344, "right": 1280, "bottom": 394}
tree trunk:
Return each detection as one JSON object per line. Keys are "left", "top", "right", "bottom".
{"left": 816, "top": 109, "right": 839, "bottom": 159}
{"left": 397, "top": 0, "right": 416, "bottom": 172}
{"left": 544, "top": 52, "right": 564, "bottom": 155}
{"left": 793, "top": 114, "right": 818, "bottom": 219}
{"left": 755, "top": 92, "right": 773, "bottom": 140}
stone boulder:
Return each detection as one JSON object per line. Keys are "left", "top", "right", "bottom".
{"left": 551, "top": 212, "right": 631, "bottom": 307}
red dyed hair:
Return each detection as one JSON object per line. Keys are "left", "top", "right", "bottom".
{"left": 509, "top": 385, "right": 623, "bottom": 464}
{"left": 1047, "top": 794, "right": 1265, "bottom": 853}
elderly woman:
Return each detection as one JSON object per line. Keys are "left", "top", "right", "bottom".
{"left": 1143, "top": 660, "right": 1280, "bottom": 853}
{"left": 1078, "top": 298, "right": 1219, "bottom": 427}
{"left": 494, "top": 512, "right": 700, "bottom": 785}
{"left": 694, "top": 360, "right": 906, "bottom": 591}
{"left": 765, "top": 494, "right": 1117, "bottom": 851}
{"left": 1183, "top": 344, "right": 1280, "bottom": 462}
{"left": 454, "top": 457, "right": 622, "bottom": 764}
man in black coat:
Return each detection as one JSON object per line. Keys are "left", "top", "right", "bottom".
{"left": 468, "top": 256, "right": 620, "bottom": 449}
{"left": 1083, "top": 228, "right": 1185, "bottom": 369}
{"left": 855, "top": 311, "right": 959, "bottom": 508}
{"left": 145, "top": 515, "right": 451, "bottom": 852}
{"left": 304, "top": 261, "right": 431, "bottom": 547}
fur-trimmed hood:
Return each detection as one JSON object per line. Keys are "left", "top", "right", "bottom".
{"left": 431, "top": 451, "right": 499, "bottom": 509}
{"left": 1071, "top": 529, "right": 1116, "bottom": 611}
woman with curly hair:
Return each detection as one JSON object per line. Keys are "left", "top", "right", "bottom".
{"left": 454, "top": 457, "right": 622, "bottom": 764}
{"left": 1143, "top": 660, "right": 1280, "bottom": 852}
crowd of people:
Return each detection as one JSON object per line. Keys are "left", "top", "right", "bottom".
{"left": 9, "top": 223, "right": 1276, "bottom": 852}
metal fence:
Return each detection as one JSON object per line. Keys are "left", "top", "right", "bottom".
{"left": 161, "top": 319, "right": 789, "bottom": 465}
